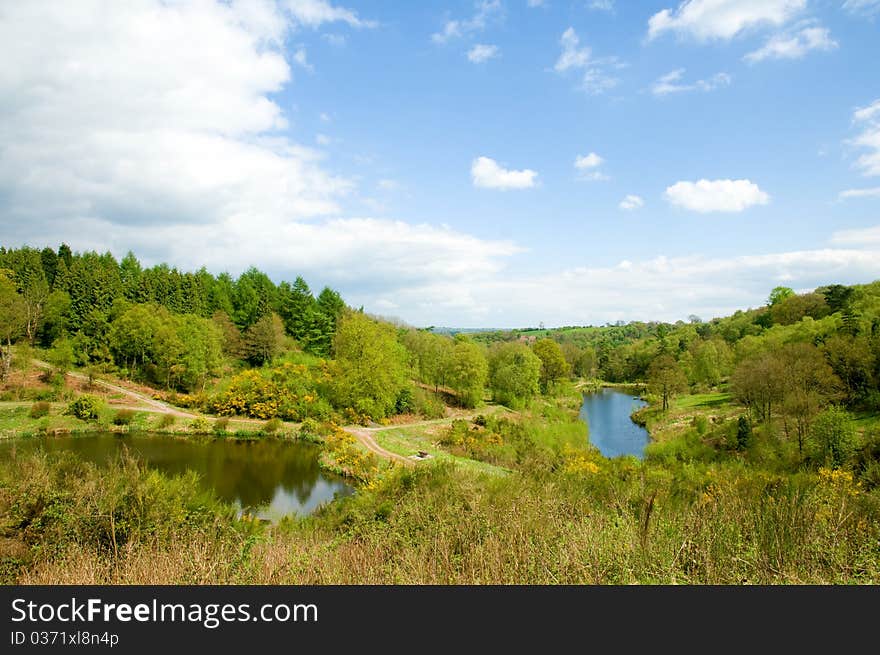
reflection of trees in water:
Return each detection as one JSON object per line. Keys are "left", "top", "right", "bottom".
{"left": 3, "top": 433, "right": 350, "bottom": 513}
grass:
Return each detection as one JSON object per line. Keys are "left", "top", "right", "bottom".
{"left": 852, "top": 411, "right": 880, "bottom": 433}
{"left": 375, "top": 425, "right": 510, "bottom": 476}
{"left": 674, "top": 392, "right": 733, "bottom": 410}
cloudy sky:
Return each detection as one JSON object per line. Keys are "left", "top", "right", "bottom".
{"left": 1, "top": 0, "right": 879, "bottom": 328}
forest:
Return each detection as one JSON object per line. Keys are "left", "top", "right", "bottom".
{"left": 1, "top": 243, "right": 879, "bottom": 584}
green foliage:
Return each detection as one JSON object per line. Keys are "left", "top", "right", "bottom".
{"left": 768, "top": 286, "right": 795, "bottom": 306}
{"left": 208, "top": 362, "right": 329, "bottom": 421}
{"left": 532, "top": 338, "right": 571, "bottom": 392}
{"left": 29, "top": 401, "right": 51, "bottom": 419}
{"left": 188, "top": 416, "right": 211, "bottom": 433}
{"left": 488, "top": 342, "right": 541, "bottom": 408}
{"left": 329, "top": 312, "right": 409, "bottom": 419}
{"left": 112, "top": 409, "right": 136, "bottom": 426}
{"left": 158, "top": 413, "right": 176, "bottom": 429}
{"left": 736, "top": 416, "right": 752, "bottom": 450}
{"left": 65, "top": 395, "right": 103, "bottom": 421}
{"left": 444, "top": 339, "right": 488, "bottom": 408}
{"left": 809, "top": 406, "right": 857, "bottom": 468}
{"left": 243, "top": 312, "right": 286, "bottom": 366}
{"left": 647, "top": 355, "right": 687, "bottom": 411}
{"left": 262, "top": 418, "right": 283, "bottom": 435}
{"left": 213, "top": 417, "right": 230, "bottom": 435}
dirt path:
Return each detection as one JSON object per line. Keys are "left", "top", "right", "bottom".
{"left": 342, "top": 426, "right": 415, "bottom": 466}
{"left": 32, "top": 360, "right": 199, "bottom": 418}
{"left": 27, "top": 359, "right": 507, "bottom": 466}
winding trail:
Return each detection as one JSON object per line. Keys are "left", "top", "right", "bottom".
{"left": 27, "top": 360, "right": 511, "bottom": 466}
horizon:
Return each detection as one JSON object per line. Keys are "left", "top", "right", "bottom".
{"left": 3, "top": 1, "right": 880, "bottom": 328}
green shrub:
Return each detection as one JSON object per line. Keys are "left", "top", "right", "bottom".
{"left": 262, "top": 418, "right": 283, "bottom": 435}
{"left": 65, "top": 395, "right": 102, "bottom": 421}
{"left": 158, "top": 413, "right": 176, "bottom": 429}
{"left": 809, "top": 406, "right": 857, "bottom": 468}
{"left": 29, "top": 401, "right": 51, "bottom": 419}
{"left": 189, "top": 417, "right": 211, "bottom": 434}
{"left": 113, "top": 409, "right": 136, "bottom": 426}
{"left": 213, "top": 417, "right": 230, "bottom": 435}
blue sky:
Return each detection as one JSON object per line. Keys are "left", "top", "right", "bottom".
{"left": 2, "top": 1, "right": 880, "bottom": 327}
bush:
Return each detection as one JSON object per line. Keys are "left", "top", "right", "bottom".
{"left": 158, "top": 414, "right": 176, "bottom": 429}
{"left": 112, "top": 409, "right": 136, "bottom": 426}
{"left": 65, "top": 395, "right": 102, "bottom": 421}
{"left": 29, "top": 401, "right": 51, "bottom": 419}
{"left": 213, "top": 417, "right": 230, "bottom": 435}
{"left": 262, "top": 418, "right": 283, "bottom": 435}
{"left": 413, "top": 388, "right": 446, "bottom": 420}
{"left": 189, "top": 417, "right": 211, "bottom": 434}
{"left": 736, "top": 416, "right": 752, "bottom": 450}
{"left": 809, "top": 406, "right": 857, "bottom": 468}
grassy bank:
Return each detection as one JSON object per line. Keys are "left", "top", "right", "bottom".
{"left": 4, "top": 449, "right": 878, "bottom": 584}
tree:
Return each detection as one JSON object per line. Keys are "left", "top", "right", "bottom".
{"left": 777, "top": 343, "right": 842, "bottom": 454}
{"left": 0, "top": 275, "right": 27, "bottom": 381}
{"left": 768, "top": 286, "right": 795, "bottom": 306}
{"left": 736, "top": 416, "right": 752, "bottom": 450}
{"left": 809, "top": 406, "right": 857, "bottom": 468}
{"left": 532, "top": 338, "right": 570, "bottom": 392}
{"left": 487, "top": 342, "right": 541, "bottom": 408}
{"left": 647, "top": 354, "right": 687, "bottom": 411}
{"left": 731, "top": 352, "right": 785, "bottom": 422}
{"left": 330, "top": 312, "right": 409, "bottom": 419}
{"left": 243, "top": 312, "right": 285, "bottom": 366}
{"left": 769, "top": 292, "right": 829, "bottom": 326}
{"left": 822, "top": 335, "right": 875, "bottom": 405}
{"left": 444, "top": 338, "right": 488, "bottom": 408}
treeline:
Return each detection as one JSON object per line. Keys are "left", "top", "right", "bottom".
{"left": 0, "top": 244, "right": 345, "bottom": 390}
{"left": 0, "top": 244, "right": 576, "bottom": 423}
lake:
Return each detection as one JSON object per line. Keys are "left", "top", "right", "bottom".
{"left": 0, "top": 432, "right": 353, "bottom": 521}
{"left": 579, "top": 387, "right": 649, "bottom": 459}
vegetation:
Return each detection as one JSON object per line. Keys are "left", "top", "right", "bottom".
{"left": 2, "top": 245, "right": 880, "bottom": 584}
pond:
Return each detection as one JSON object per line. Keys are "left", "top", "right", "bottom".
{"left": 579, "top": 387, "right": 649, "bottom": 459}
{"left": 0, "top": 433, "right": 353, "bottom": 521}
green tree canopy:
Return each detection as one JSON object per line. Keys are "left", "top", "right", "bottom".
{"left": 330, "top": 312, "right": 409, "bottom": 419}
{"left": 488, "top": 341, "right": 541, "bottom": 408}
{"left": 532, "top": 338, "right": 571, "bottom": 391}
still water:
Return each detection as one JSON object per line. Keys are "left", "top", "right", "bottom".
{"left": 579, "top": 388, "right": 649, "bottom": 459}
{"left": 0, "top": 433, "right": 353, "bottom": 521}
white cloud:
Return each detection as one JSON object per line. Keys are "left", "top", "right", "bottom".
{"left": 319, "top": 112, "right": 332, "bottom": 122}
{"left": 854, "top": 99, "right": 880, "bottom": 123}
{"left": 293, "top": 47, "right": 315, "bottom": 72}
{"left": 316, "top": 133, "right": 332, "bottom": 145}
{"left": 851, "top": 99, "right": 880, "bottom": 177}
{"left": 432, "top": 1, "right": 501, "bottom": 44}
{"left": 651, "top": 68, "right": 731, "bottom": 95}
{"left": 744, "top": 24, "right": 837, "bottom": 62}
{"left": 574, "top": 152, "right": 609, "bottom": 181}
{"left": 471, "top": 156, "right": 538, "bottom": 190}
{"left": 527, "top": 0, "right": 547, "bottom": 7}
{"left": 831, "top": 225, "right": 880, "bottom": 245}
{"left": 467, "top": 44, "right": 500, "bottom": 63}
{"left": 407, "top": 243, "right": 880, "bottom": 327}
{"left": 843, "top": 0, "right": 880, "bottom": 16}
{"left": 575, "top": 152, "right": 603, "bottom": 169}
{"left": 590, "top": 1, "right": 615, "bottom": 11}
{"left": 619, "top": 194, "right": 645, "bottom": 210}
{"left": 648, "top": 0, "right": 806, "bottom": 41}
{"left": 285, "top": 0, "right": 376, "bottom": 29}
{"left": 553, "top": 27, "right": 621, "bottom": 94}
{"left": 839, "top": 187, "right": 880, "bottom": 199}
{"left": 665, "top": 179, "right": 770, "bottom": 212}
